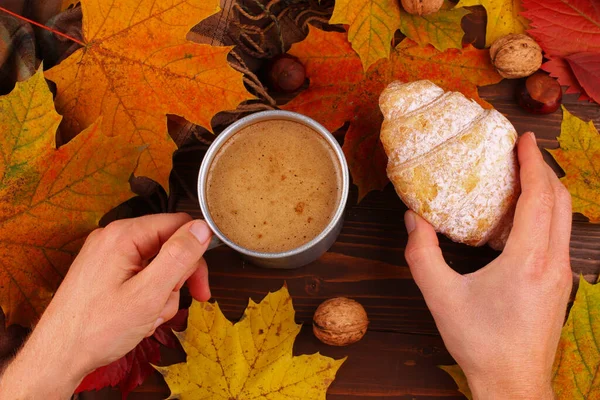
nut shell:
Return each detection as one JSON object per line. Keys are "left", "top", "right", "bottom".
{"left": 313, "top": 297, "right": 369, "bottom": 346}
{"left": 401, "top": 0, "right": 444, "bottom": 15}
{"left": 490, "top": 34, "right": 542, "bottom": 79}
{"left": 266, "top": 54, "right": 306, "bottom": 93}
{"left": 516, "top": 71, "right": 562, "bottom": 114}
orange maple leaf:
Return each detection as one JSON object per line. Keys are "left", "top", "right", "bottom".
{"left": 0, "top": 69, "right": 140, "bottom": 327}
{"left": 46, "top": 0, "right": 254, "bottom": 189}
{"left": 283, "top": 26, "right": 502, "bottom": 201}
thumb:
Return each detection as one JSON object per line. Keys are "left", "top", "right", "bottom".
{"left": 404, "top": 211, "right": 459, "bottom": 300}
{"left": 135, "top": 220, "right": 212, "bottom": 298}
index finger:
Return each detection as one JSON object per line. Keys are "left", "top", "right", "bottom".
{"left": 505, "top": 132, "right": 555, "bottom": 256}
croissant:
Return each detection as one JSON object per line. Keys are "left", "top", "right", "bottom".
{"left": 379, "top": 80, "right": 520, "bottom": 249}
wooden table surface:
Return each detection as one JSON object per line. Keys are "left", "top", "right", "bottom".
{"left": 82, "top": 8, "right": 600, "bottom": 400}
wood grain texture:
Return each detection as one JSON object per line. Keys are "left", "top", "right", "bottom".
{"left": 81, "top": 9, "right": 600, "bottom": 400}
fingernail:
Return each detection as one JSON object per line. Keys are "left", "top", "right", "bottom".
{"left": 152, "top": 317, "right": 164, "bottom": 331}
{"left": 527, "top": 131, "right": 536, "bottom": 142}
{"left": 189, "top": 221, "right": 211, "bottom": 244}
{"left": 404, "top": 211, "right": 416, "bottom": 234}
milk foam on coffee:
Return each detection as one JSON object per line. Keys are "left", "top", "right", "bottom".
{"left": 206, "top": 119, "right": 342, "bottom": 253}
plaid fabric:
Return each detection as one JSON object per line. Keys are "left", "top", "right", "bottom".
{"left": 0, "top": 14, "right": 35, "bottom": 93}
{"left": 0, "top": 0, "right": 62, "bottom": 25}
{"left": 39, "top": 6, "right": 83, "bottom": 66}
{"left": 0, "top": 0, "right": 64, "bottom": 93}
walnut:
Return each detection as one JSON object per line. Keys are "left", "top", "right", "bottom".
{"left": 490, "top": 34, "right": 542, "bottom": 79}
{"left": 313, "top": 297, "right": 369, "bottom": 346}
{"left": 400, "top": 0, "right": 444, "bottom": 15}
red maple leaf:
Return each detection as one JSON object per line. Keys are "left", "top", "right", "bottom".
{"left": 543, "top": 58, "right": 590, "bottom": 101}
{"left": 565, "top": 52, "right": 600, "bottom": 104}
{"left": 521, "top": 0, "right": 600, "bottom": 57}
{"left": 76, "top": 309, "right": 188, "bottom": 399}
{"left": 522, "top": 0, "right": 600, "bottom": 103}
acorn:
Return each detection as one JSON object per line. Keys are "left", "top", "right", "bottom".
{"left": 313, "top": 297, "right": 369, "bottom": 346}
{"left": 516, "top": 71, "right": 562, "bottom": 114}
{"left": 266, "top": 54, "right": 306, "bottom": 93}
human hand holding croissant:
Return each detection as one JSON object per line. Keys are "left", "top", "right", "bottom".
{"left": 405, "top": 133, "right": 572, "bottom": 399}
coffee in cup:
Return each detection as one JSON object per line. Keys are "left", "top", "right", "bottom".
{"left": 206, "top": 119, "right": 342, "bottom": 253}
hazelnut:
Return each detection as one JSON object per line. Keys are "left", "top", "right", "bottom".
{"left": 490, "top": 34, "right": 542, "bottom": 79}
{"left": 266, "top": 54, "right": 306, "bottom": 93}
{"left": 401, "top": 0, "right": 444, "bottom": 15}
{"left": 313, "top": 297, "right": 369, "bottom": 346}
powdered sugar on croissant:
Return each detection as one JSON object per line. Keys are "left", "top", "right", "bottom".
{"left": 379, "top": 80, "right": 520, "bottom": 249}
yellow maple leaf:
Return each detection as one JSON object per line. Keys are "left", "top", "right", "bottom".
{"left": 0, "top": 69, "right": 140, "bottom": 327}
{"left": 455, "top": 0, "right": 528, "bottom": 47}
{"left": 439, "top": 365, "right": 473, "bottom": 399}
{"left": 156, "top": 287, "right": 345, "bottom": 399}
{"left": 330, "top": 0, "right": 402, "bottom": 72}
{"left": 46, "top": 0, "right": 254, "bottom": 190}
{"left": 331, "top": 0, "right": 469, "bottom": 71}
{"left": 548, "top": 106, "right": 600, "bottom": 223}
{"left": 552, "top": 277, "right": 600, "bottom": 398}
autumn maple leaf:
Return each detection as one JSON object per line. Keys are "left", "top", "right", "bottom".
{"left": 439, "top": 365, "right": 472, "bottom": 399}
{"left": 330, "top": 0, "right": 468, "bottom": 71}
{"left": 282, "top": 26, "right": 502, "bottom": 201}
{"left": 542, "top": 58, "right": 591, "bottom": 101}
{"left": 45, "top": 0, "right": 254, "bottom": 190}
{"left": 552, "top": 277, "right": 600, "bottom": 398}
{"left": 0, "top": 69, "right": 139, "bottom": 327}
{"left": 521, "top": 0, "right": 600, "bottom": 59}
{"left": 565, "top": 53, "right": 600, "bottom": 104}
{"left": 156, "top": 287, "right": 345, "bottom": 399}
{"left": 521, "top": 0, "right": 600, "bottom": 103}
{"left": 455, "top": 0, "right": 528, "bottom": 47}
{"left": 547, "top": 107, "right": 600, "bottom": 223}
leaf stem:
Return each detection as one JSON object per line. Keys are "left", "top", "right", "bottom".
{"left": 0, "top": 6, "right": 86, "bottom": 46}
